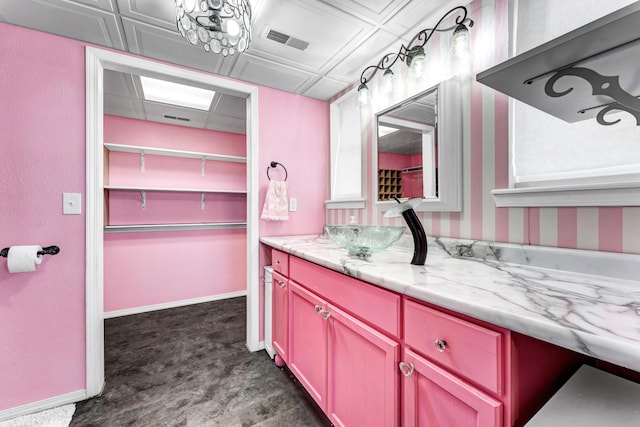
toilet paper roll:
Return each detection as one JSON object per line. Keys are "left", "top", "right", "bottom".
{"left": 7, "top": 245, "right": 43, "bottom": 273}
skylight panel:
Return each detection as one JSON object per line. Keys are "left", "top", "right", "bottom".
{"left": 140, "top": 76, "right": 215, "bottom": 111}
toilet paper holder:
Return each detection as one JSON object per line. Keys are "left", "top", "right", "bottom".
{"left": 0, "top": 245, "right": 60, "bottom": 258}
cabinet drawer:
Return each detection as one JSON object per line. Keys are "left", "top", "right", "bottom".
{"left": 404, "top": 299, "right": 503, "bottom": 395}
{"left": 272, "top": 249, "right": 289, "bottom": 276}
{"left": 289, "top": 256, "right": 400, "bottom": 338}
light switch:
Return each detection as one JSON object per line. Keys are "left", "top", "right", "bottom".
{"left": 63, "top": 193, "right": 82, "bottom": 215}
{"left": 289, "top": 197, "right": 297, "bottom": 212}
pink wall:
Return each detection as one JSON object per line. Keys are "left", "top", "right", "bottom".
{"left": 104, "top": 229, "right": 246, "bottom": 311}
{"left": 0, "top": 24, "right": 87, "bottom": 410}
{"left": 257, "top": 86, "right": 328, "bottom": 237}
{"left": 327, "top": 0, "right": 640, "bottom": 255}
{"left": 0, "top": 22, "right": 329, "bottom": 412}
{"left": 103, "top": 116, "right": 248, "bottom": 313}
{"left": 105, "top": 114, "right": 246, "bottom": 156}
{"left": 257, "top": 85, "right": 329, "bottom": 342}
{"left": 378, "top": 152, "right": 414, "bottom": 170}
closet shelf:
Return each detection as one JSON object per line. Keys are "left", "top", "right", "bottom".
{"left": 105, "top": 185, "right": 247, "bottom": 194}
{"left": 104, "top": 222, "right": 247, "bottom": 233}
{"left": 104, "top": 143, "right": 247, "bottom": 163}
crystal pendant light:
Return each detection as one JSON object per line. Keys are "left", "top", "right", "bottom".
{"left": 175, "top": 0, "right": 252, "bottom": 57}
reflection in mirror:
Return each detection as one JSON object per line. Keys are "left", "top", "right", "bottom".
{"left": 377, "top": 86, "right": 437, "bottom": 201}
{"left": 374, "top": 78, "right": 462, "bottom": 212}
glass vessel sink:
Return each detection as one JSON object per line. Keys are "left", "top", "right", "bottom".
{"left": 324, "top": 225, "right": 406, "bottom": 257}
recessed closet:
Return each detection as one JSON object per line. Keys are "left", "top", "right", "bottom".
{"left": 102, "top": 71, "right": 248, "bottom": 317}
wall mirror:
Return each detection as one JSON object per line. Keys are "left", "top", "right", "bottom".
{"left": 374, "top": 78, "right": 463, "bottom": 212}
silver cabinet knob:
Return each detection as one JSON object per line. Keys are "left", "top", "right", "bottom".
{"left": 434, "top": 339, "right": 447, "bottom": 352}
{"left": 399, "top": 362, "right": 414, "bottom": 377}
{"left": 277, "top": 280, "right": 286, "bottom": 288}
{"left": 313, "top": 305, "right": 331, "bottom": 320}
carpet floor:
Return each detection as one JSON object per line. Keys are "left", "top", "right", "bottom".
{"left": 71, "top": 297, "right": 330, "bottom": 426}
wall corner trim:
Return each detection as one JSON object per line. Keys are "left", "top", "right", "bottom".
{"left": 0, "top": 390, "right": 87, "bottom": 422}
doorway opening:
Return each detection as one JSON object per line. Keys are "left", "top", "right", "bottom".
{"left": 85, "top": 47, "right": 260, "bottom": 396}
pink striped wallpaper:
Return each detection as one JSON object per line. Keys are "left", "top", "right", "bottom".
{"left": 326, "top": 0, "right": 640, "bottom": 255}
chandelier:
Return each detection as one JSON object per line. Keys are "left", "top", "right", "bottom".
{"left": 357, "top": 5, "right": 473, "bottom": 104}
{"left": 175, "top": 0, "right": 252, "bottom": 57}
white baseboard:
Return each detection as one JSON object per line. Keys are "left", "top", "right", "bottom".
{"left": 0, "top": 389, "right": 86, "bottom": 422}
{"left": 247, "top": 341, "right": 265, "bottom": 353}
{"left": 103, "top": 291, "right": 247, "bottom": 319}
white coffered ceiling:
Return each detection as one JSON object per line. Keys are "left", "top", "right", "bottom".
{"left": 0, "top": 0, "right": 462, "bottom": 132}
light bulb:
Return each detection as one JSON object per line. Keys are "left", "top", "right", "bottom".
{"left": 358, "top": 83, "right": 369, "bottom": 105}
{"left": 225, "top": 19, "right": 241, "bottom": 37}
{"left": 451, "top": 24, "right": 470, "bottom": 57}
{"left": 409, "top": 51, "right": 426, "bottom": 78}
{"left": 382, "top": 69, "right": 394, "bottom": 94}
{"left": 183, "top": 0, "right": 197, "bottom": 13}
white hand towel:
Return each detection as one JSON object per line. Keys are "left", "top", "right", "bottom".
{"left": 261, "top": 180, "right": 289, "bottom": 221}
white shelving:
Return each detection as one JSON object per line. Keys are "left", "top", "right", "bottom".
{"left": 104, "top": 185, "right": 246, "bottom": 194}
{"left": 104, "top": 143, "right": 246, "bottom": 163}
{"left": 104, "top": 222, "right": 247, "bottom": 233}
{"left": 104, "top": 142, "right": 247, "bottom": 231}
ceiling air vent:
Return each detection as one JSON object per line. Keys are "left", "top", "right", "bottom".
{"left": 164, "top": 114, "right": 191, "bottom": 122}
{"left": 265, "top": 28, "right": 310, "bottom": 51}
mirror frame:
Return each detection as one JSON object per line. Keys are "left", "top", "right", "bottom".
{"left": 373, "top": 77, "right": 462, "bottom": 212}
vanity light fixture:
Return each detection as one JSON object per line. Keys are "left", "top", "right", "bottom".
{"left": 357, "top": 5, "right": 473, "bottom": 104}
{"left": 175, "top": 0, "right": 252, "bottom": 57}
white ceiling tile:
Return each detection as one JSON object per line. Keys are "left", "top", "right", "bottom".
{"left": 0, "top": 0, "right": 126, "bottom": 49}
{"left": 143, "top": 101, "right": 209, "bottom": 129}
{"left": 103, "top": 70, "right": 247, "bottom": 134}
{"left": 384, "top": 0, "right": 465, "bottom": 37}
{"left": 116, "top": 0, "right": 176, "bottom": 30}
{"left": 104, "top": 94, "right": 146, "bottom": 121}
{"left": 204, "top": 115, "right": 246, "bottom": 134}
{"left": 302, "top": 77, "right": 352, "bottom": 101}
{"left": 211, "top": 94, "right": 247, "bottom": 119}
{"left": 230, "top": 53, "right": 317, "bottom": 93}
{"left": 71, "top": 0, "right": 116, "bottom": 11}
{"left": 249, "top": 0, "right": 373, "bottom": 71}
{"left": 104, "top": 69, "right": 138, "bottom": 97}
{"left": 121, "top": 17, "right": 231, "bottom": 75}
{"left": 322, "top": 0, "right": 410, "bottom": 22}
{"left": 328, "top": 28, "right": 401, "bottom": 82}
{"left": 1, "top": 0, "right": 442, "bottom": 112}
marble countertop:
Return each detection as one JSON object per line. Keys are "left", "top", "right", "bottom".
{"left": 260, "top": 234, "right": 640, "bottom": 372}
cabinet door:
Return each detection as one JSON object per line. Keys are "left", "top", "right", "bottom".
{"left": 272, "top": 271, "right": 289, "bottom": 364}
{"left": 289, "top": 281, "right": 329, "bottom": 411}
{"left": 402, "top": 348, "right": 502, "bottom": 427}
{"left": 327, "top": 303, "right": 400, "bottom": 427}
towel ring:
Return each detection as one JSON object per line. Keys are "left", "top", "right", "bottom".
{"left": 266, "top": 161, "right": 288, "bottom": 181}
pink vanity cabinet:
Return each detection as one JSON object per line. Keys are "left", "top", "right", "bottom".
{"left": 401, "top": 299, "right": 583, "bottom": 427}
{"left": 269, "top": 250, "right": 583, "bottom": 427}
{"left": 271, "top": 250, "right": 290, "bottom": 365}
{"left": 271, "top": 270, "right": 288, "bottom": 365}
{"left": 287, "top": 256, "right": 401, "bottom": 427}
